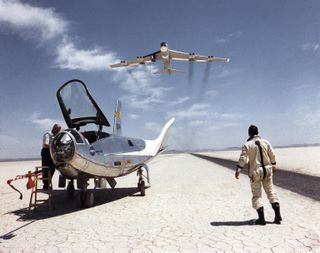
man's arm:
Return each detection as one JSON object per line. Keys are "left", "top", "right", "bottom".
{"left": 235, "top": 144, "right": 248, "bottom": 179}
{"left": 42, "top": 132, "right": 50, "bottom": 149}
{"left": 235, "top": 167, "right": 241, "bottom": 179}
{"left": 267, "top": 141, "right": 277, "bottom": 173}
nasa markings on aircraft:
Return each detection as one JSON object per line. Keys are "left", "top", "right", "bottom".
{"left": 110, "top": 42, "right": 230, "bottom": 74}
{"left": 50, "top": 79, "right": 175, "bottom": 207}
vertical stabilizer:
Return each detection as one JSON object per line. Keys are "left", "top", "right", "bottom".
{"left": 113, "top": 100, "right": 122, "bottom": 135}
{"left": 143, "top": 118, "right": 175, "bottom": 156}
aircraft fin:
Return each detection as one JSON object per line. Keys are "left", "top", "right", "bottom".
{"left": 148, "top": 118, "right": 175, "bottom": 156}
{"left": 113, "top": 100, "right": 122, "bottom": 135}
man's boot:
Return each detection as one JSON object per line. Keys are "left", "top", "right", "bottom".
{"left": 272, "top": 202, "right": 282, "bottom": 224}
{"left": 255, "top": 207, "right": 266, "bottom": 225}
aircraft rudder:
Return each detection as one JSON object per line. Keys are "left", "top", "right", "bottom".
{"left": 113, "top": 100, "right": 122, "bottom": 135}
{"left": 154, "top": 117, "right": 175, "bottom": 154}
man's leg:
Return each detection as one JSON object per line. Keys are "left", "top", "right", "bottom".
{"left": 41, "top": 148, "right": 50, "bottom": 190}
{"left": 42, "top": 168, "right": 49, "bottom": 190}
{"left": 271, "top": 202, "right": 282, "bottom": 224}
{"left": 49, "top": 167, "right": 55, "bottom": 189}
{"left": 250, "top": 178, "right": 266, "bottom": 225}
{"left": 262, "top": 174, "right": 282, "bottom": 224}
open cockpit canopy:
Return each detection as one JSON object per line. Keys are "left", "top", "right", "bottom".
{"left": 57, "top": 79, "right": 110, "bottom": 129}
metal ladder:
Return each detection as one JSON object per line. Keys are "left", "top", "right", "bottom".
{"left": 29, "top": 166, "right": 53, "bottom": 211}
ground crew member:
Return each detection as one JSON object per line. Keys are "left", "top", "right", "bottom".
{"left": 235, "top": 125, "right": 282, "bottom": 225}
{"left": 41, "top": 123, "right": 61, "bottom": 190}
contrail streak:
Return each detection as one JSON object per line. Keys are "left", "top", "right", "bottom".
{"left": 188, "top": 61, "right": 194, "bottom": 94}
{"left": 198, "top": 62, "right": 212, "bottom": 102}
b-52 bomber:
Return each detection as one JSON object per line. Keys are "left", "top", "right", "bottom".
{"left": 50, "top": 79, "right": 175, "bottom": 207}
{"left": 110, "top": 42, "right": 229, "bottom": 74}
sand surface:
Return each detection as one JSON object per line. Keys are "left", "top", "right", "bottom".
{"left": 0, "top": 153, "right": 319, "bottom": 252}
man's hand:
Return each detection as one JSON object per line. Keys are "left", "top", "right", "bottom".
{"left": 235, "top": 171, "right": 240, "bottom": 179}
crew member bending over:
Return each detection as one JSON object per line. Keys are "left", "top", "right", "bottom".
{"left": 41, "top": 123, "right": 61, "bottom": 190}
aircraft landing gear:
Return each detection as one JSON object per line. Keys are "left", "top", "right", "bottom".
{"left": 58, "top": 175, "right": 66, "bottom": 188}
{"left": 138, "top": 179, "right": 145, "bottom": 196}
{"left": 78, "top": 179, "right": 94, "bottom": 208}
{"left": 80, "top": 190, "right": 94, "bottom": 208}
{"left": 137, "top": 164, "right": 150, "bottom": 196}
{"left": 66, "top": 180, "right": 75, "bottom": 198}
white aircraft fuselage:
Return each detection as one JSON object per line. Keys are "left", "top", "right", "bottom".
{"left": 49, "top": 79, "right": 174, "bottom": 206}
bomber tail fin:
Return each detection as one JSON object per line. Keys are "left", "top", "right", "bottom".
{"left": 113, "top": 100, "right": 122, "bottom": 135}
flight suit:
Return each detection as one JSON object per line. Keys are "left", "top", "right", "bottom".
{"left": 237, "top": 135, "right": 279, "bottom": 210}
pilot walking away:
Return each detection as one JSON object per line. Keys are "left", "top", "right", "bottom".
{"left": 235, "top": 125, "right": 282, "bottom": 225}
{"left": 41, "top": 123, "right": 61, "bottom": 190}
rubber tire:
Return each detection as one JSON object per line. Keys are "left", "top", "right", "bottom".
{"left": 140, "top": 180, "right": 145, "bottom": 196}
{"left": 80, "top": 192, "right": 85, "bottom": 207}
{"left": 67, "top": 181, "right": 75, "bottom": 198}
{"left": 58, "top": 175, "right": 66, "bottom": 188}
{"left": 84, "top": 191, "right": 94, "bottom": 208}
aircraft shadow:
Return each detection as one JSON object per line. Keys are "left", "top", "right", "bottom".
{"left": 6, "top": 186, "right": 145, "bottom": 222}
{"left": 191, "top": 153, "right": 320, "bottom": 202}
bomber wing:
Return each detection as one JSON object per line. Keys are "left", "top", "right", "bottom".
{"left": 142, "top": 51, "right": 161, "bottom": 62}
{"left": 110, "top": 59, "right": 140, "bottom": 68}
{"left": 110, "top": 51, "right": 161, "bottom": 68}
{"left": 169, "top": 49, "right": 230, "bottom": 63}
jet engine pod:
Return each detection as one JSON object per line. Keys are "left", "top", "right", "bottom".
{"left": 189, "top": 53, "right": 195, "bottom": 60}
{"left": 137, "top": 56, "right": 144, "bottom": 64}
{"left": 51, "top": 131, "right": 75, "bottom": 162}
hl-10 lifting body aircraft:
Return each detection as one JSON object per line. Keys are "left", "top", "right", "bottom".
{"left": 110, "top": 42, "right": 230, "bottom": 74}
{"left": 50, "top": 79, "right": 175, "bottom": 207}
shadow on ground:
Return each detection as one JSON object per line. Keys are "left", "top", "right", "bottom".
{"left": 210, "top": 220, "right": 276, "bottom": 226}
{"left": 0, "top": 186, "right": 148, "bottom": 241}
{"left": 210, "top": 220, "right": 255, "bottom": 226}
{"left": 6, "top": 186, "right": 146, "bottom": 221}
{"left": 191, "top": 153, "right": 320, "bottom": 202}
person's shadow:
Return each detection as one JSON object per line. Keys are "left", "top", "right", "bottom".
{"left": 210, "top": 220, "right": 254, "bottom": 226}
{"left": 210, "top": 220, "right": 274, "bottom": 226}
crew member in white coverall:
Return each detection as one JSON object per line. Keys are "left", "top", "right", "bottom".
{"left": 235, "top": 125, "right": 282, "bottom": 225}
{"left": 41, "top": 123, "right": 61, "bottom": 190}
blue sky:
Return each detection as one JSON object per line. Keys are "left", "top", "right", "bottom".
{"left": 1, "top": 0, "right": 320, "bottom": 159}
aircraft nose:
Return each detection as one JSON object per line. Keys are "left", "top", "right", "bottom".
{"left": 51, "top": 132, "right": 75, "bottom": 162}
